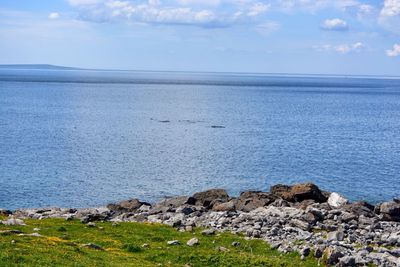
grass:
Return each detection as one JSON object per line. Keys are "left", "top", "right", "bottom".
{"left": 0, "top": 216, "right": 319, "bottom": 266}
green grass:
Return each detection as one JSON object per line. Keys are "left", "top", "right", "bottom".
{"left": 0, "top": 216, "right": 318, "bottom": 266}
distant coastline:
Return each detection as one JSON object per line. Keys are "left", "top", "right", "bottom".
{"left": 1, "top": 64, "right": 400, "bottom": 80}
{"left": 0, "top": 64, "right": 80, "bottom": 71}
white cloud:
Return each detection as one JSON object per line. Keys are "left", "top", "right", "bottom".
{"left": 247, "top": 3, "right": 270, "bottom": 17}
{"left": 48, "top": 12, "right": 60, "bottom": 20}
{"left": 386, "top": 44, "right": 400, "bottom": 57}
{"left": 379, "top": 0, "right": 400, "bottom": 34}
{"left": 314, "top": 42, "right": 365, "bottom": 54}
{"left": 381, "top": 0, "right": 400, "bottom": 17}
{"left": 68, "top": 0, "right": 103, "bottom": 6}
{"left": 67, "top": 0, "right": 274, "bottom": 27}
{"left": 176, "top": 0, "right": 221, "bottom": 6}
{"left": 320, "top": 18, "right": 348, "bottom": 31}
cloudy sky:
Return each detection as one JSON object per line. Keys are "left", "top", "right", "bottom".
{"left": 1, "top": 0, "right": 400, "bottom": 75}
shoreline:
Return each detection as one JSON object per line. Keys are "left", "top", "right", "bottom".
{"left": 2, "top": 183, "right": 400, "bottom": 266}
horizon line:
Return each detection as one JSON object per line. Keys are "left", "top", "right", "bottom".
{"left": 1, "top": 63, "right": 400, "bottom": 79}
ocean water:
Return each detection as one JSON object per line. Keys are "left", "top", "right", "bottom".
{"left": 1, "top": 69, "right": 400, "bottom": 209}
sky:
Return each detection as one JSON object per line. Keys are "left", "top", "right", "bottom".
{"left": 0, "top": 0, "right": 400, "bottom": 75}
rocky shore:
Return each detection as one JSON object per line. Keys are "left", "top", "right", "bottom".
{"left": 2, "top": 183, "right": 400, "bottom": 266}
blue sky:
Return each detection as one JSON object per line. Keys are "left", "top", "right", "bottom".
{"left": 0, "top": 0, "right": 400, "bottom": 75}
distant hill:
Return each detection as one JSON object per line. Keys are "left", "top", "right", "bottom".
{"left": 0, "top": 64, "right": 79, "bottom": 70}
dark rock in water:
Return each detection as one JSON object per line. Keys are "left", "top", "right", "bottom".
{"left": 192, "top": 189, "right": 229, "bottom": 208}
{"left": 107, "top": 199, "right": 150, "bottom": 213}
{"left": 377, "top": 201, "right": 400, "bottom": 221}
{"left": 236, "top": 191, "right": 276, "bottom": 212}
{"left": 270, "top": 183, "right": 327, "bottom": 203}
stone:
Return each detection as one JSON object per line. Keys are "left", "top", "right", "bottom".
{"left": 270, "top": 183, "right": 327, "bottom": 203}
{"left": 328, "top": 192, "right": 349, "bottom": 208}
{"left": 186, "top": 238, "right": 199, "bottom": 246}
{"left": 338, "top": 256, "right": 356, "bottom": 267}
{"left": 0, "top": 230, "right": 23, "bottom": 235}
{"left": 86, "top": 222, "right": 96, "bottom": 227}
{"left": 167, "top": 240, "right": 180, "bottom": 246}
{"left": 236, "top": 191, "right": 276, "bottom": 212}
{"left": 201, "top": 229, "right": 215, "bottom": 235}
{"left": 327, "top": 230, "right": 345, "bottom": 242}
{"left": 343, "top": 201, "right": 374, "bottom": 217}
{"left": 378, "top": 201, "right": 400, "bottom": 221}
{"left": 270, "top": 198, "right": 291, "bottom": 207}
{"left": 301, "top": 247, "right": 311, "bottom": 257}
{"left": 301, "top": 212, "right": 318, "bottom": 224}
{"left": 176, "top": 206, "right": 195, "bottom": 215}
{"left": 0, "top": 209, "right": 12, "bottom": 216}
{"left": 192, "top": 189, "right": 229, "bottom": 208}
{"left": 80, "top": 213, "right": 108, "bottom": 224}
{"left": 231, "top": 241, "right": 240, "bottom": 247}
{"left": 1, "top": 218, "right": 26, "bottom": 226}
{"left": 212, "top": 200, "right": 237, "bottom": 212}
{"left": 157, "top": 196, "right": 196, "bottom": 209}
{"left": 293, "top": 199, "right": 316, "bottom": 210}
{"left": 216, "top": 246, "right": 229, "bottom": 252}
{"left": 137, "top": 204, "right": 151, "bottom": 212}
{"left": 290, "top": 219, "right": 310, "bottom": 231}
{"left": 82, "top": 243, "right": 103, "bottom": 250}
{"left": 107, "top": 199, "right": 148, "bottom": 213}
{"left": 325, "top": 247, "right": 344, "bottom": 265}
{"left": 314, "top": 247, "right": 324, "bottom": 258}
{"left": 341, "top": 212, "right": 357, "bottom": 223}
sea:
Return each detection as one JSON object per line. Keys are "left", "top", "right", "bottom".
{"left": 1, "top": 68, "right": 400, "bottom": 209}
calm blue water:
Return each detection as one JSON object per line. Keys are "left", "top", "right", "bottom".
{"left": 1, "top": 69, "right": 400, "bottom": 209}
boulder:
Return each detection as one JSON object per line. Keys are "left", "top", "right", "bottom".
{"left": 107, "top": 199, "right": 150, "bottom": 213}
{"left": 156, "top": 196, "right": 196, "bottom": 209}
{"left": 212, "top": 200, "right": 237, "bottom": 212}
{"left": 186, "top": 238, "right": 199, "bottom": 246}
{"left": 149, "top": 196, "right": 196, "bottom": 214}
{"left": 377, "top": 200, "right": 400, "bottom": 221}
{"left": 0, "top": 218, "right": 26, "bottom": 226}
{"left": 236, "top": 191, "right": 276, "bottom": 212}
{"left": 0, "top": 209, "right": 12, "bottom": 216}
{"left": 328, "top": 192, "right": 349, "bottom": 208}
{"left": 270, "top": 183, "right": 327, "bottom": 203}
{"left": 342, "top": 201, "right": 375, "bottom": 217}
{"left": 167, "top": 240, "right": 180, "bottom": 246}
{"left": 192, "top": 189, "right": 229, "bottom": 208}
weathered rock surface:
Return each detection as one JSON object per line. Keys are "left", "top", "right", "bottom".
{"left": 192, "top": 189, "right": 229, "bottom": 208}
{"left": 270, "top": 183, "right": 327, "bottom": 203}
{"left": 328, "top": 192, "right": 349, "bottom": 208}
{"left": 378, "top": 200, "right": 400, "bottom": 221}
{"left": 6, "top": 183, "right": 400, "bottom": 267}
